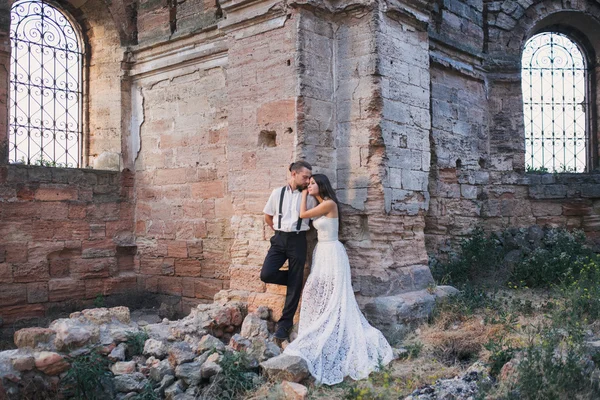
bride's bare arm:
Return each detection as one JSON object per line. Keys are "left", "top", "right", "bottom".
{"left": 299, "top": 190, "right": 334, "bottom": 219}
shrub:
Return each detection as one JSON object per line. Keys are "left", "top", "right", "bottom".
{"left": 510, "top": 328, "right": 599, "bottom": 399}
{"left": 430, "top": 227, "right": 503, "bottom": 286}
{"left": 61, "top": 350, "right": 113, "bottom": 400}
{"left": 200, "top": 350, "right": 261, "bottom": 400}
{"left": 125, "top": 329, "right": 149, "bottom": 357}
{"left": 510, "top": 228, "right": 594, "bottom": 288}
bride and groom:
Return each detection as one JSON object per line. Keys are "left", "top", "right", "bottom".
{"left": 260, "top": 161, "right": 393, "bottom": 385}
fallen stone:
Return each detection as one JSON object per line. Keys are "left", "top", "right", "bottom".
{"left": 13, "top": 328, "right": 55, "bottom": 349}
{"left": 144, "top": 338, "right": 168, "bottom": 359}
{"left": 281, "top": 380, "right": 308, "bottom": 400}
{"left": 175, "top": 361, "right": 203, "bottom": 386}
{"left": 111, "top": 361, "right": 136, "bottom": 375}
{"left": 34, "top": 352, "right": 69, "bottom": 375}
{"left": 149, "top": 358, "right": 175, "bottom": 382}
{"left": 168, "top": 342, "right": 196, "bottom": 366}
{"left": 109, "top": 343, "right": 127, "bottom": 362}
{"left": 229, "top": 333, "right": 252, "bottom": 351}
{"left": 247, "top": 337, "right": 281, "bottom": 362}
{"left": 200, "top": 353, "right": 222, "bottom": 379}
{"left": 241, "top": 313, "right": 270, "bottom": 339}
{"left": 164, "top": 380, "right": 185, "bottom": 400}
{"left": 12, "top": 355, "right": 35, "bottom": 372}
{"left": 256, "top": 306, "right": 271, "bottom": 320}
{"left": 260, "top": 354, "right": 309, "bottom": 383}
{"left": 196, "top": 334, "right": 225, "bottom": 354}
{"left": 51, "top": 319, "right": 100, "bottom": 351}
{"left": 157, "top": 374, "right": 175, "bottom": 396}
{"left": 113, "top": 372, "right": 147, "bottom": 393}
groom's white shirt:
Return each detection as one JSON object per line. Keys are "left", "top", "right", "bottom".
{"left": 263, "top": 185, "right": 317, "bottom": 232}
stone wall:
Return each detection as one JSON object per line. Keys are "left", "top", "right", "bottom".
{"left": 0, "top": 166, "right": 135, "bottom": 324}
{"left": 425, "top": 0, "right": 600, "bottom": 258}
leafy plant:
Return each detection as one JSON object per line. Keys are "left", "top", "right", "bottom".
{"left": 132, "top": 382, "right": 159, "bottom": 400}
{"left": 526, "top": 165, "right": 549, "bottom": 174}
{"left": 484, "top": 334, "right": 519, "bottom": 378}
{"left": 93, "top": 293, "right": 105, "bottom": 308}
{"left": 430, "top": 227, "right": 503, "bottom": 286}
{"left": 200, "top": 350, "right": 261, "bottom": 400}
{"left": 511, "top": 228, "right": 594, "bottom": 288}
{"left": 125, "top": 329, "right": 149, "bottom": 357}
{"left": 61, "top": 349, "right": 112, "bottom": 400}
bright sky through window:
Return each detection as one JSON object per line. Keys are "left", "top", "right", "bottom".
{"left": 522, "top": 32, "right": 588, "bottom": 173}
{"left": 9, "top": 0, "right": 84, "bottom": 168}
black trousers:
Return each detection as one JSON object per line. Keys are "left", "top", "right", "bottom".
{"left": 260, "top": 231, "right": 307, "bottom": 330}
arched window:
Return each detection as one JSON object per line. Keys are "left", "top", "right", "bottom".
{"left": 522, "top": 32, "right": 588, "bottom": 173}
{"left": 9, "top": 0, "right": 85, "bottom": 167}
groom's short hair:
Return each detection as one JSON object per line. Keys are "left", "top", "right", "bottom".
{"left": 289, "top": 160, "right": 312, "bottom": 172}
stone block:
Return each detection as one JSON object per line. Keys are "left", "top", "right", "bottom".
{"left": 175, "top": 259, "right": 202, "bottom": 277}
{"left": 34, "top": 187, "right": 78, "bottom": 201}
{"left": 48, "top": 278, "right": 85, "bottom": 302}
{"left": 27, "top": 282, "right": 49, "bottom": 303}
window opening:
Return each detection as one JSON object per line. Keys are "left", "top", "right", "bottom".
{"left": 522, "top": 32, "right": 588, "bottom": 173}
{"left": 9, "top": 0, "right": 84, "bottom": 167}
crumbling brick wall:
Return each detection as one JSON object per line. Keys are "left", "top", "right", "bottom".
{"left": 0, "top": 166, "right": 135, "bottom": 324}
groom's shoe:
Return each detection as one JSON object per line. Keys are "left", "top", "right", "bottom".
{"left": 273, "top": 325, "right": 291, "bottom": 341}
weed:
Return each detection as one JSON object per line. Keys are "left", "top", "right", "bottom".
{"left": 484, "top": 334, "right": 520, "bottom": 378}
{"left": 526, "top": 165, "right": 550, "bottom": 174}
{"left": 132, "top": 382, "right": 159, "bottom": 400}
{"left": 93, "top": 293, "right": 105, "bottom": 308}
{"left": 511, "top": 228, "right": 593, "bottom": 288}
{"left": 125, "top": 329, "right": 149, "bottom": 357}
{"left": 61, "top": 349, "right": 113, "bottom": 400}
{"left": 200, "top": 350, "right": 262, "bottom": 400}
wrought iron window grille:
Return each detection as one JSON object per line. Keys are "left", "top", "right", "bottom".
{"left": 522, "top": 32, "right": 589, "bottom": 173}
{"left": 9, "top": 0, "right": 84, "bottom": 168}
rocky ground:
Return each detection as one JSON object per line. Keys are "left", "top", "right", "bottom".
{"left": 2, "top": 286, "right": 600, "bottom": 400}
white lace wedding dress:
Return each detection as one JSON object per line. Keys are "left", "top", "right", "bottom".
{"left": 283, "top": 216, "right": 394, "bottom": 385}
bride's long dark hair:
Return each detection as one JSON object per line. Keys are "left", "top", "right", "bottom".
{"left": 311, "top": 174, "right": 342, "bottom": 227}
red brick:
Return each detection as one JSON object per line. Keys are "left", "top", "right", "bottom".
{"left": 0, "top": 263, "right": 12, "bottom": 283}
{"left": 139, "top": 275, "right": 159, "bottom": 293}
{"left": 166, "top": 240, "right": 188, "bottom": 258}
{"left": 70, "top": 258, "right": 113, "bottom": 279}
{"left": 154, "top": 168, "right": 189, "bottom": 185}
{"left": 140, "top": 257, "right": 175, "bottom": 275}
{"left": 104, "top": 275, "right": 137, "bottom": 295}
{"left": 194, "top": 221, "right": 208, "bottom": 238}
{"left": 194, "top": 278, "right": 223, "bottom": 300}
{"left": 13, "top": 262, "right": 50, "bottom": 283}
{"left": 38, "top": 202, "right": 70, "bottom": 220}
{"left": 0, "top": 304, "right": 45, "bottom": 324}
{"left": 175, "top": 259, "right": 202, "bottom": 277}
{"left": 35, "top": 187, "right": 78, "bottom": 201}
{"left": 190, "top": 181, "right": 224, "bottom": 199}
{"left": 182, "top": 278, "right": 195, "bottom": 298}
{"left": 257, "top": 99, "right": 295, "bottom": 125}
{"left": 158, "top": 276, "right": 183, "bottom": 296}
{"left": 0, "top": 283, "right": 27, "bottom": 306}
{"left": 187, "top": 241, "right": 203, "bottom": 257}
{"left": 68, "top": 204, "right": 87, "bottom": 219}
{"left": 17, "top": 187, "right": 35, "bottom": 200}
{"left": 27, "top": 282, "right": 49, "bottom": 303}
{"left": 85, "top": 279, "right": 105, "bottom": 298}
{"left": 6, "top": 242, "right": 28, "bottom": 263}
{"left": 48, "top": 279, "right": 85, "bottom": 302}
{"left": 49, "top": 254, "right": 71, "bottom": 276}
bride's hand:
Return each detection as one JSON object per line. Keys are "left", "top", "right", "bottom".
{"left": 302, "top": 188, "right": 309, "bottom": 196}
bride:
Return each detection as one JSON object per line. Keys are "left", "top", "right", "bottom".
{"left": 282, "top": 174, "right": 394, "bottom": 385}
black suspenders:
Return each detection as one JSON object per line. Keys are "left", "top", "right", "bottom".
{"left": 277, "top": 186, "right": 303, "bottom": 231}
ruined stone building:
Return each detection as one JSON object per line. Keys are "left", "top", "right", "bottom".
{"left": 1, "top": 0, "right": 600, "bottom": 333}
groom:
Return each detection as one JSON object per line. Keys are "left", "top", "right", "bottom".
{"left": 261, "top": 160, "right": 317, "bottom": 340}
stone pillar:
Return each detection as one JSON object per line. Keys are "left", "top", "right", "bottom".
{"left": 0, "top": 2, "right": 11, "bottom": 165}
{"left": 219, "top": 0, "right": 302, "bottom": 320}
